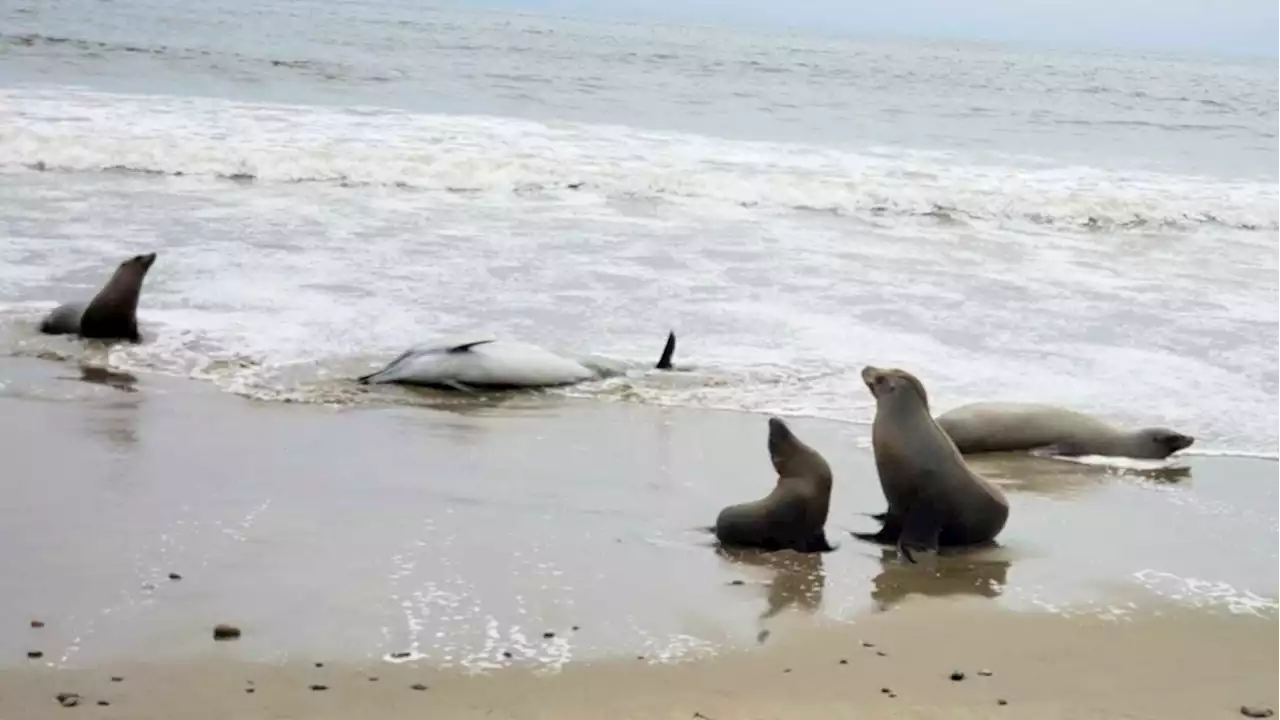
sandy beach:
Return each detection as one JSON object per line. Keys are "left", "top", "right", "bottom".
{"left": 0, "top": 354, "right": 1276, "bottom": 719}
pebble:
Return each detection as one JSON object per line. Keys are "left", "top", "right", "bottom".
{"left": 27, "top": 650, "right": 43, "bottom": 659}
{"left": 56, "top": 693, "right": 80, "bottom": 708}
{"left": 97, "top": 701, "right": 110, "bottom": 707}
{"left": 1241, "top": 707, "right": 1275, "bottom": 718}
{"left": 368, "top": 677, "right": 379, "bottom": 682}
{"left": 782, "top": 668, "right": 791, "bottom": 674}
{"left": 950, "top": 671, "right": 966, "bottom": 681}
{"left": 572, "top": 625, "right": 580, "bottom": 631}
{"left": 30, "top": 620, "right": 45, "bottom": 628}
{"left": 314, "top": 662, "right": 324, "bottom": 668}
{"left": 880, "top": 688, "right": 891, "bottom": 694}
{"left": 390, "top": 651, "right": 412, "bottom": 659}
{"left": 309, "top": 684, "right": 328, "bottom": 692}
{"left": 410, "top": 683, "right": 428, "bottom": 691}
{"left": 213, "top": 624, "right": 241, "bottom": 641}
{"left": 838, "top": 659, "right": 848, "bottom": 665}
{"left": 542, "top": 631, "right": 555, "bottom": 639}
{"left": 245, "top": 688, "right": 255, "bottom": 694}
{"left": 998, "top": 699, "right": 1008, "bottom": 706}
{"left": 168, "top": 572, "right": 182, "bottom": 581}
{"left": 861, "top": 641, "right": 875, "bottom": 648}
{"left": 978, "top": 669, "right": 993, "bottom": 677}
{"left": 110, "top": 677, "right": 124, "bottom": 683}
{"left": 729, "top": 580, "right": 745, "bottom": 586}
{"left": 501, "top": 651, "right": 513, "bottom": 659}
{"left": 888, "top": 693, "right": 897, "bottom": 699}
{"left": 876, "top": 651, "right": 886, "bottom": 657}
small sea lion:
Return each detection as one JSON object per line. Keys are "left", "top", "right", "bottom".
{"left": 936, "top": 402, "right": 1194, "bottom": 459}
{"left": 854, "top": 366, "right": 1009, "bottom": 563}
{"left": 357, "top": 331, "right": 676, "bottom": 391}
{"left": 714, "top": 417, "right": 835, "bottom": 553}
{"left": 38, "top": 252, "right": 157, "bottom": 343}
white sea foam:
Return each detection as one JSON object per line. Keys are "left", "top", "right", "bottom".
{"left": 0, "top": 87, "right": 1276, "bottom": 455}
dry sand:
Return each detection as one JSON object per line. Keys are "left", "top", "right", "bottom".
{"left": 0, "top": 355, "right": 1276, "bottom": 719}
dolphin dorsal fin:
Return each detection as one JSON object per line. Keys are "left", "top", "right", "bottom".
{"left": 655, "top": 331, "right": 676, "bottom": 370}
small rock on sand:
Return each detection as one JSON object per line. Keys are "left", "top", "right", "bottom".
{"left": 875, "top": 651, "right": 886, "bottom": 657}
{"left": 838, "top": 659, "right": 848, "bottom": 665}
{"left": 56, "top": 693, "right": 80, "bottom": 707}
{"left": 410, "top": 683, "right": 427, "bottom": 691}
{"left": 30, "top": 620, "right": 45, "bottom": 628}
{"left": 314, "top": 662, "right": 324, "bottom": 668}
{"left": 390, "top": 651, "right": 411, "bottom": 659}
{"left": 27, "top": 651, "right": 43, "bottom": 659}
{"left": 1241, "top": 707, "right": 1275, "bottom": 718}
{"left": 978, "top": 669, "right": 993, "bottom": 677}
{"left": 542, "top": 631, "right": 555, "bottom": 639}
{"left": 168, "top": 572, "right": 182, "bottom": 580}
{"left": 213, "top": 624, "right": 241, "bottom": 641}
{"left": 110, "top": 676, "right": 124, "bottom": 683}
{"left": 861, "top": 641, "right": 875, "bottom": 648}
{"left": 998, "top": 699, "right": 1008, "bottom": 706}
{"left": 309, "top": 684, "right": 328, "bottom": 692}
{"left": 880, "top": 688, "right": 891, "bottom": 694}
{"left": 245, "top": 688, "right": 255, "bottom": 694}
{"left": 950, "top": 671, "right": 966, "bottom": 681}
{"left": 97, "top": 701, "right": 110, "bottom": 707}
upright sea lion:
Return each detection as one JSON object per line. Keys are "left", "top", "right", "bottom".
{"left": 357, "top": 331, "right": 677, "bottom": 392}
{"left": 38, "top": 252, "right": 157, "bottom": 343}
{"left": 713, "top": 417, "right": 834, "bottom": 554}
{"left": 936, "top": 402, "right": 1194, "bottom": 459}
{"left": 854, "top": 366, "right": 1009, "bottom": 563}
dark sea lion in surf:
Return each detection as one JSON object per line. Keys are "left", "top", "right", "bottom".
{"left": 713, "top": 417, "right": 835, "bottom": 554}
{"left": 936, "top": 402, "right": 1194, "bottom": 460}
{"left": 38, "top": 252, "right": 158, "bottom": 343}
{"left": 854, "top": 366, "right": 1009, "bottom": 563}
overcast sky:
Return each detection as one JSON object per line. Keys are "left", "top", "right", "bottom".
{"left": 456, "top": 0, "right": 1280, "bottom": 57}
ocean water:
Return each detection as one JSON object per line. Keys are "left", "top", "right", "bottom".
{"left": 1, "top": 0, "right": 1277, "bottom": 455}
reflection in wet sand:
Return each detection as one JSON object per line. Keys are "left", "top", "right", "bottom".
{"left": 73, "top": 364, "right": 139, "bottom": 394}
{"left": 715, "top": 546, "right": 826, "bottom": 620}
{"left": 970, "top": 452, "right": 1192, "bottom": 499}
{"left": 868, "top": 546, "right": 1011, "bottom": 611}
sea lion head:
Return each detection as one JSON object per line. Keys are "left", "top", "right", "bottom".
{"left": 767, "top": 417, "right": 831, "bottom": 480}
{"left": 861, "top": 365, "right": 930, "bottom": 410}
{"left": 1133, "top": 427, "right": 1195, "bottom": 458}
{"left": 124, "top": 252, "right": 158, "bottom": 273}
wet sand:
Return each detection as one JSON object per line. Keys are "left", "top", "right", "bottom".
{"left": 0, "top": 355, "right": 1276, "bottom": 718}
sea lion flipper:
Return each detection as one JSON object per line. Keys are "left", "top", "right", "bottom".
{"left": 1029, "top": 441, "right": 1085, "bottom": 457}
{"left": 896, "top": 490, "right": 944, "bottom": 564}
{"left": 850, "top": 512, "right": 902, "bottom": 546}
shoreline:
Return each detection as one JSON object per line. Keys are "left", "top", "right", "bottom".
{"left": 1, "top": 354, "right": 1276, "bottom": 717}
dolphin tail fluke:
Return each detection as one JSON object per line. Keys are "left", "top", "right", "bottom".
{"left": 655, "top": 331, "right": 676, "bottom": 370}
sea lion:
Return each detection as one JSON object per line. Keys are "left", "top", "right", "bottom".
{"left": 935, "top": 402, "right": 1194, "bottom": 459}
{"left": 38, "top": 252, "right": 157, "bottom": 343}
{"left": 713, "top": 417, "right": 834, "bottom": 554}
{"left": 854, "top": 366, "right": 1009, "bottom": 563}
{"left": 357, "top": 331, "right": 676, "bottom": 391}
